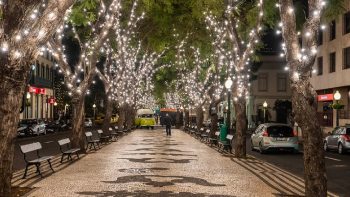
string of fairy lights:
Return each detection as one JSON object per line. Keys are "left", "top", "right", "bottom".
{"left": 5, "top": 0, "right": 329, "bottom": 113}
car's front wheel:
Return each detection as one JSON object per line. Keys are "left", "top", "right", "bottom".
{"left": 36, "top": 129, "right": 40, "bottom": 136}
{"left": 324, "top": 141, "right": 329, "bottom": 152}
{"left": 43, "top": 128, "right": 46, "bottom": 135}
{"left": 338, "top": 143, "right": 345, "bottom": 154}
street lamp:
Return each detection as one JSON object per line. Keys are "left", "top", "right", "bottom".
{"left": 263, "top": 101, "right": 268, "bottom": 123}
{"left": 26, "top": 93, "right": 31, "bottom": 119}
{"left": 334, "top": 91, "right": 341, "bottom": 126}
{"left": 93, "top": 104, "right": 96, "bottom": 121}
{"left": 225, "top": 78, "right": 233, "bottom": 133}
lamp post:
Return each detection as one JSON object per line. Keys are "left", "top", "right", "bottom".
{"left": 26, "top": 93, "right": 31, "bottom": 119}
{"left": 334, "top": 91, "right": 341, "bottom": 127}
{"left": 93, "top": 104, "right": 96, "bottom": 121}
{"left": 263, "top": 101, "right": 268, "bottom": 123}
{"left": 225, "top": 78, "right": 233, "bottom": 133}
{"left": 54, "top": 102, "right": 57, "bottom": 120}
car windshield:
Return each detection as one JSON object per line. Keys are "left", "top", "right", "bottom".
{"left": 100, "top": 117, "right": 104, "bottom": 119}
{"left": 20, "top": 119, "right": 37, "bottom": 125}
{"left": 267, "top": 126, "right": 294, "bottom": 137}
{"left": 141, "top": 114, "right": 153, "bottom": 118}
{"left": 85, "top": 119, "right": 90, "bottom": 121}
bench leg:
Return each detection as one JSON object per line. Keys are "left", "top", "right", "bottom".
{"left": 76, "top": 152, "right": 80, "bottom": 159}
{"left": 36, "top": 164, "right": 43, "bottom": 178}
{"left": 60, "top": 154, "right": 65, "bottom": 163}
{"left": 96, "top": 142, "right": 101, "bottom": 149}
{"left": 47, "top": 160, "right": 54, "bottom": 172}
{"left": 92, "top": 143, "right": 97, "bottom": 151}
{"left": 22, "top": 165, "right": 29, "bottom": 179}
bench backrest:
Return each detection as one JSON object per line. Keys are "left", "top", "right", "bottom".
{"left": 206, "top": 129, "right": 210, "bottom": 133}
{"left": 226, "top": 134, "right": 234, "bottom": 140}
{"left": 215, "top": 131, "right": 220, "bottom": 136}
{"left": 97, "top": 129, "right": 103, "bottom": 134}
{"left": 195, "top": 126, "right": 197, "bottom": 129}
{"left": 200, "top": 128, "right": 204, "bottom": 131}
{"left": 58, "top": 138, "right": 70, "bottom": 146}
{"left": 115, "top": 126, "right": 118, "bottom": 130}
{"left": 85, "top": 132, "right": 92, "bottom": 137}
{"left": 109, "top": 128, "right": 112, "bottom": 131}
{"left": 20, "top": 142, "right": 42, "bottom": 153}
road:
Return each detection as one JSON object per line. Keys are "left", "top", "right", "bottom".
{"left": 13, "top": 124, "right": 107, "bottom": 171}
{"left": 235, "top": 132, "right": 350, "bottom": 197}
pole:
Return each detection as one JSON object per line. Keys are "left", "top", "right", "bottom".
{"left": 264, "top": 108, "right": 266, "bottom": 123}
{"left": 336, "top": 100, "right": 339, "bottom": 126}
{"left": 227, "top": 91, "right": 231, "bottom": 134}
{"left": 93, "top": 108, "right": 96, "bottom": 121}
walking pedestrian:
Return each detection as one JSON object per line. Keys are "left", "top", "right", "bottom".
{"left": 164, "top": 113, "right": 172, "bottom": 136}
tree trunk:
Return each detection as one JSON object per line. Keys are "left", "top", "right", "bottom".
{"left": 175, "top": 111, "right": 181, "bottom": 129}
{"left": 184, "top": 109, "right": 189, "bottom": 126}
{"left": 196, "top": 106, "right": 204, "bottom": 133}
{"left": 70, "top": 96, "right": 86, "bottom": 153}
{"left": 101, "top": 92, "right": 113, "bottom": 136}
{"left": 0, "top": 81, "right": 26, "bottom": 196}
{"left": 210, "top": 113, "right": 218, "bottom": 138}
{"left": 131, "top": 108, "right": 136, "bottom": 128}
{"left": 234, "top": 99, "right": 247, "bottom": 158}
{"left": 118, "top": 105, "right": 126, "bottom": 131}
{"left": 292, "top": 79, "right": 327, "bottom": 196}
{"left": 125, "top": 105, "right": 133, "bottom": 129}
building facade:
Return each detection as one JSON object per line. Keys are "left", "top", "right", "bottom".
{"left": 20, "top": 51, "right": 56, "bottom": 121}
{"left": 247, "top": 55, "right": 291, "bottom": 127}
{"left": 310, "top": 1, "right": 350, "bottom": 129}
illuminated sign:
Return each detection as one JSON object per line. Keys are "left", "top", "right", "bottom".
{"left": 318, "top": 94, "right": 333, "bottom": 101}
{"left": 48, "top": 98, "right": 55, "bottom": 104}
{"left": 29, "top": 86, "right": 38, "bottom": 93}
{"left": 38, "top": 88, "right": 46, "bottom": 94}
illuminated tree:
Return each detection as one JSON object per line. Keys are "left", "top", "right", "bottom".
{"left": 205, "top": 0, "right": 266, "bottom": 157}
{"left": 0, "top": 1, "right": 76, "bottom": 195}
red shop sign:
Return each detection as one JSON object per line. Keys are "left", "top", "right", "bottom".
{"left": 318, "top": 94, "right": 333, "bottom": 101}
{"left": 48, "top": 98, "right": 55, "bottom": 104}
{"left": 38, "top": 88, "right": 46, "bottom": 94}
{"left": 28, "top": 86, "right": 38, "bottom": 93}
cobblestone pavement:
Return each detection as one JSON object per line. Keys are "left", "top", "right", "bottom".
{"left": 12, "top": 129, "right": 337, "bottom": 196}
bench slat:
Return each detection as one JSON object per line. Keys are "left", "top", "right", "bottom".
{"left": 85, "top": 132, "right": 92, "bottom": 137}
{"left": 58, "top": 138, "right": 70, "bottom": 146}
{"left": 97, "top": 129, "right": 103, "bottom": 134}
{"left": 21, "top": 142, "right": 41, "bottom": 153}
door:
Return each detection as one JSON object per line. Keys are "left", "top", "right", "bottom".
{"left": 257, "top": 125, "right": 266, "bottom": 146}
{"left": 328, "top": 127, "right": 340, "bottom": 148}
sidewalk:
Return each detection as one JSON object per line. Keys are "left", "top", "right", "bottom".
{"left": 12, "top": 129, "right": 335, "bottom": 197}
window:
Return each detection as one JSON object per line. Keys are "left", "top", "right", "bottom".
{"left": 36, "top": 61, "right": 40, "bottom": 76}
{"left": 317, "top": 57, "right": 323, "bottom": 76}
{"left": 330, "top": 53, "right": 336, "bottom": 73}
{"left": 330, "top": 20, "right": 336, "bottom": 40}
{"left": 344, "top": 47, "right": 350, "bottom": 69}
{"left": 344, "top": 12, "right": 350, "bottom": 35}
{"left": 46, "top": 67, "right": 49, "bottom": 79}
{"left": 277, "top": 74, "right": 286, "bottom": 92}
{"left": 318, "top": 28, "right": 323, "bottom": 46}
{"left": 258, "top": 74, "right": 267, "bottom": 91}
{"left": 41, "top": 64, "right": 45, "bottom": 78}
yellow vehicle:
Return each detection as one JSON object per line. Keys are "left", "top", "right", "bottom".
{"left": 135, "top": 109, "right": 155, "bottom": 129}
{"left": 111, "top": 114, "right": 119, "bottom": 123}
{"left": 94, "top": 116, "right": 114, "bottom": 125}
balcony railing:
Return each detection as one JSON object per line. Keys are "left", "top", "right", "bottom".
{"left": 339, "top": 110, "right": 350, "bottom": 119}
{"left": 30, "top": 76, "right": 53, "bottom": 88}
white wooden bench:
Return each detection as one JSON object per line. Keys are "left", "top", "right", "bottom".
{"left": 85, "top": 132, "right": 100, "bottom": 151}
{"left": 195, "top": 127, "right": 204, "bottom": 138}
{"left": 20, "top": 142, "right": 54, "bottom": 179}
{"left": 219, "top": 134, "right": 234, "bottom": 153}
{"left": 200, "top": 129, "right": 211, "bottom": 142}
{"left": 57, "top": 138, "right": 80, "bottom": 163}
{"left": 209, "top": 131, "right": 220, "bottom": 147}
{"left": 97, "top": 129, "right": 110, "bottom": 144}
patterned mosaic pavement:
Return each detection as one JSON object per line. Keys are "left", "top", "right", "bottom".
{"left": 12, "top": 129, "right": 338, "bottom": 197}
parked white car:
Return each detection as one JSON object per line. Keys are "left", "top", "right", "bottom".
{"left": 85, "top": 118, "right": 92, "bottom": 128}
{"left": 18, "top": 119, "right": 46, "bottom": 136}
{"left": 203, "top": 119, "right": 212, "bottom": 127}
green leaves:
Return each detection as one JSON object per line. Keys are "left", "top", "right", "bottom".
{"left": 322, "top": 0, "right": 346, "bottom": 23}
{"left": 69, "top": 0, "right": 98, "bottom": 26}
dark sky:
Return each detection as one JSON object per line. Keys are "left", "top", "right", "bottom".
{"left": 261, "top": 28, "right": 283, "bottom": 54}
